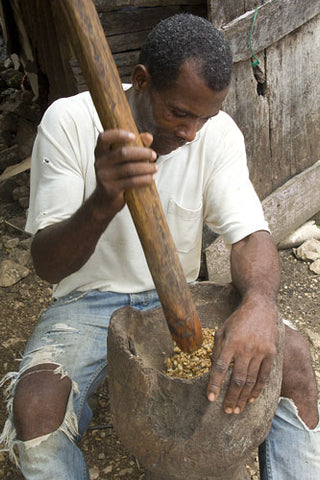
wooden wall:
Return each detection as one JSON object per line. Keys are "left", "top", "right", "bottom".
{"left": 209, "top": 0, "right": 320, "bottom": 199}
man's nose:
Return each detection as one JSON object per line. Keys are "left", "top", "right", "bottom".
{"left": 175, "top": 119, "right": 199, "bottom": 142}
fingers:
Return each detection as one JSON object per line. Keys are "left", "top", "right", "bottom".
{"left": 247, "top": 356, "right": 274, "bottom": 402}
{"left": 140, "top": 132, "right": 154, "bottom": 149}
{"left": 95, "top": 129, "right": 135, "bottom": 156}
{"left": 208, "top": 352, "right": 274, "bottom": 415}
{"left": 207, "top": 316, "right": 276, "bottom": 414}
{"left": 207, "top": 346, "right": 231, "bottom": 403}
{"left": 222, "top": 357, "right": 265, "bottom": 414}
{"left": 96, "top": 130, "right": 156, "bottom": 165}
{"left": 93, "top": 129, "right": 158, "bottom": 211}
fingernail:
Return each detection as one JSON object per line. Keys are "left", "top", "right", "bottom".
{"left": 208, "top": 393, "right": 216, "bottom": 402}
{"left": 128, "top": 132, "right": 135, "bottom": 140}
{"left": 234, "top": 407, "right": 241, "bottom": 414}
{"left": 225, "top": 407, "right": 232, "bottom": 414}
{"left": 248, "top": 397, "right": 255, "bottom": 403}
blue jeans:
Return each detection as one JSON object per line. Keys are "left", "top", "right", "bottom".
{"left": 1, "top": 290, "right": 319, "bottom": 479}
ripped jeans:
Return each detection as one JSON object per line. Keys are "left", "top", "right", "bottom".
{"left": 1, "top": 289, "right": 320, "bottom": 479}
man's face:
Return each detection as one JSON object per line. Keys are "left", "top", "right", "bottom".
{"left": 135, "top": 61, "right": 229, "bottom": 156}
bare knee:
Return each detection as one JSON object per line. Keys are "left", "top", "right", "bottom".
{"left": 281, "top": 326, "right": 318, "bottom": 426}
{"left": 13, "top": 363, "right": 72, "bottom": 441}
{"left": 282, "top": 326, "right": 314, "bottom": 389}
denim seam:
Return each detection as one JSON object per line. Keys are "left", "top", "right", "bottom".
{"left": 75, "top": 360, "right": 108, "bottom": 437}
{"left": 264, "top": 437, "right": 273, "bottom": 480}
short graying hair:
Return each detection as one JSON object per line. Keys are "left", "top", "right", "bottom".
{"left": 138, "top": 13, "right": 233, "bottom": 91}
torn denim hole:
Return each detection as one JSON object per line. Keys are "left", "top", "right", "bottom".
{"left": 42, "top": 323, "right": 80, "bottom": 343}
{"left": 279, "top": 396, "right": 320, "bottom": 432}
{"left": 282, "top": 318, "right": 297, "bottom": 330}
{"left": 46, "top": 323, "right": 79, "bottom": 333}
{"left": 0, "top": 345, "right": 79, "bottom": 467}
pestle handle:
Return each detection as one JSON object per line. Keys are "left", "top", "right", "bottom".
{"left": 56, "top": 0, "right": 203, "bottom": 352}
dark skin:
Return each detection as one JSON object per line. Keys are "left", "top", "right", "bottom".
{"left": 13, "top": 60, "right": 318, "bottom": 442}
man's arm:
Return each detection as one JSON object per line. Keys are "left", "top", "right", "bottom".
{"left": 32, "top": 130, "right": 157, "bottom": 284}
{"left": 207, "top": 230, "right": 281, "bottom": 414}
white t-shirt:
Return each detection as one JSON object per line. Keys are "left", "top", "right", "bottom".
{"left": 26, "top": 91, "right": 269, "bottom": 298}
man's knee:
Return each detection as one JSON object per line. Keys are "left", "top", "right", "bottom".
{"left": 13, "top": 363, "right": 72, "bottom": 441}
{"left": 282, "top": 326, "right": 316, "bottom": 394}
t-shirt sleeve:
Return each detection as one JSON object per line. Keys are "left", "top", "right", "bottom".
{"left": 203, "top": 120, "right": 269, "bottom": 245}
{"left": 25, "top": 98, "right": 86, "bottom": 235}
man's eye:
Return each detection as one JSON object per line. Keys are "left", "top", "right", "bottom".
{"left": 172, "top": 110, "right": 188, "bottom": 118}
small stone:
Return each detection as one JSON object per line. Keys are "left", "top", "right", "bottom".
{"left": 305, "top": 328, "right": 320, "bottom": 349}
{"left": 98, "top": 453, "right": 105, "bottom": 460}
{"left": 2, "top": 337, "right": 25, "bottom": 348}
{"left": 0, "top": 259, "right": 29, "bottom": 286}
{"left": 13, "top": 300, "right": 24, "bottom": 309}
{"left": 89, "top": 467, "right": 99, "bottom": 480}
{"left": 103, "top": 465, "right": 113, "bottom": 474}
{"left": 19, "top": 237, "right": 32, "bottom": 250}
{"left": 9, "top": 247, "right": 31, "bottom": 266}
{"left": 118, "top": 467, "right": 134, "bottom": 476}
{"left": 294, "top": 239, "right": 320, "bottom": 262}
{"left": 310, "top": 259, "right": 320, "bottom": 275}
{"left": 3, "top": 236, "right": 19, "bottom": 249}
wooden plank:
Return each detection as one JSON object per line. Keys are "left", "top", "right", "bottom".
{"left": 70, "top": 50, "right": 140, "bottom": 89}
{"left": 222, "top": 59, "right": 272, "bottom": 200}
{"left": 113, "top": 50, "right": 140, "bottom": 80}
{"left": 208, "top": 0, "right": 258, "bottom": 28}
{"left": 99, "top": 6, "right": 182, "bottom": 36}
{"left": 107, "top": 30, "right": 149, "bottom": 53}
{"left": 220, "top": 0, "right": 320, "bottom": 63}
{"left": 267, "top": 16, "right": 320, "bottom": 183}
{"left": 99, "top": 4, "right": 206, "bottom": 37}
{"left": 95, "top": 0, "right": 206, "bottom": 12}
{"left": 205, "top": 161, "right": 320, "bottom": 284}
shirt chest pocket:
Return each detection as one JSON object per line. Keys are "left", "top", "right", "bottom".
{"left": 166, "top": 199, "right": 203, "bottom": 254}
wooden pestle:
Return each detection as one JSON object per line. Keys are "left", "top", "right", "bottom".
{"left": 55, "top": 0, "right": 203, "bottom": 352}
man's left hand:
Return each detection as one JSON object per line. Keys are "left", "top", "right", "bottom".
{"left": 207, "top": 297, "right": 279, "bottom": 414}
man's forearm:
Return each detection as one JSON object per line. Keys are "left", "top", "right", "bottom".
{"left": 31, "top": 193, "right": 118, "bottom": 284}
{"left": 230, "top": 230, "right": 281, "bottom": 303}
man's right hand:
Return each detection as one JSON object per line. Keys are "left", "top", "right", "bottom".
{"left": 93, "top": 129, "right": 157, "bottom": 216}
{"left": 31, "top": 129, "right": 157, "bottom": 284}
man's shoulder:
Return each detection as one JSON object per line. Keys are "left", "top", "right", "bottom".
{"left": 48, "top": 91, "right": 95, "bottom": 117}
{"left": 198, "top": 110, "right": 244, "bottom": 147}
{"left": 41, "top": 92, "right": 101, "bottom": 132}
{"left": 208, "top": 110, "right": 242, "bottom": 135}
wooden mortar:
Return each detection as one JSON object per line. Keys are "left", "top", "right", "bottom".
{"left": 107, "top": 283, "right": 284, "bottom": 480}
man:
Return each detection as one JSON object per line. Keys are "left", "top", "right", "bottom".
{"left": 1, "top": 13, "right": 319, "bottom": 480}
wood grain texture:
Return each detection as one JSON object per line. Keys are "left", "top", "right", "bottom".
{"left": 218, "top": 0, "right": 320, "bottom": 63}
{"left": 215, "top": 7, "right": 320, "bottom": 200}
{"left": 55, "top": 0, "right": 203, "bottom": 352}
{"left": 95, "top": 0, "right": 203, "bottom": 11}
{"left": 222, "top": 59, "right": 272, "bottom": 199}
{"left": 208, "top": 0, "right": 263, "bottom": 29}
{"left": 267, "top": 16, "right": 320, "bottom": 182}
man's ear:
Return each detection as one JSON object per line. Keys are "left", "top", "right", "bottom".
{"left": 131, "top": 64, "right": 151, "bottom": 91}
